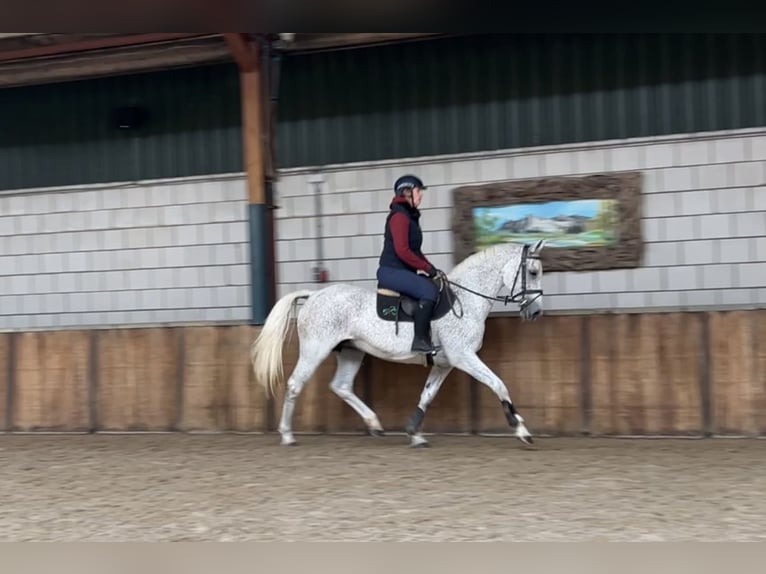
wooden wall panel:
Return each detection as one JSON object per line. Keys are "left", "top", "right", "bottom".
{"left": 96, "top": 327, "right": 178, "bottom": 431}
{"left": 223, "top": 325, "right": 270, "bottom": 432}
{"left": 751, "top": 309, "right": 766, "bottom": 436}
{"left": 180, "top": 325, "right": 268, "bottom": 432}
{"left": 589, "top": 313, "right": 703, "bottom": 435}
{"left": 177, "top": 326, "right": 220, "bottom": 430}
{"left": 709, "top": 310, "right": 766, "bottom": 436}
{"left": 12, "top": 330, "right": 90, "bottom": 431}
{"left": 0, "top": 333, "right": 9, "bottom": 431}
{"left": 2, "top": 309, "right": 765, "bottom": 436}
{"left": 477, "top": 316, "right": 582, "bottom": 435}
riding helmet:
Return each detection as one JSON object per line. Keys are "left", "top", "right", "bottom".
{"left": 394, "top": 174, "right": 427, "bottom": 196}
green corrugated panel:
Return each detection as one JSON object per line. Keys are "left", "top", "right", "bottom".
{"left": 2, "top": 34, "right": 766, "bottom": 191}
{"left": 274, "top": 33, "right": 766, "bottom": 169}
{"left": 0, "top": 63, "right": 243, "bottom": 191}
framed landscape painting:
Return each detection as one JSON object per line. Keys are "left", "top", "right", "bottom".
{"left": 451, "top": 171, "right": 643, "bottom": 272}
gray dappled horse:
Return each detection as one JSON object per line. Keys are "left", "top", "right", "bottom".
{"left": 251, "top": 240, "right": 546, "bottom": 448}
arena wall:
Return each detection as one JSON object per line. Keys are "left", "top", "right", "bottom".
{"left": 273, "top": 126, "right": 766, "bottom": 316}
{"left": 1, "top": 120, "right": 764, "bottom": 438}
{"left": 1, "top": 311, "right": 764, "bottom": 437}
{"left": 0, "top": 174, "right": 251, "bottom": 331}
{"left": 3, "top": 125, "right": 765, "bottom": 333}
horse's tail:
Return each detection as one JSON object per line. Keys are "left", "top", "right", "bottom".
{"left": 250, "top": 289, "right": 314, "bottom": 398}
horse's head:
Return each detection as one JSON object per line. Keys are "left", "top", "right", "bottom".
{"left": 501, "top": 239, "right": 545, "bottom": 321}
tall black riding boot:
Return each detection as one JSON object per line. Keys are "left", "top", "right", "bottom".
{"left": 411, "top": 299, "right": 440, "bottom": 355}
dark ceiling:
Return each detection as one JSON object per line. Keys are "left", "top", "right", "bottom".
{"left": 0, "top": 33, "right": 447, "bottom": 88}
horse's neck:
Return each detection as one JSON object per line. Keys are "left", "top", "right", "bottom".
{"left": 448, "top": 254, "right": 505, "bottom": 317}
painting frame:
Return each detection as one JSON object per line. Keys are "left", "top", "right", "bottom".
{"left": 451, "top": 171, "right": 643, "bottom": 272}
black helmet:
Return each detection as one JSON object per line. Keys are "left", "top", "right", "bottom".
{"left": 394, "top": 174, "right": 427, "bottom": 196}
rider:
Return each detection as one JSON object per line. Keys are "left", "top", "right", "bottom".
{"left": 377, "top": 174, "right": 442, "bottom": 355}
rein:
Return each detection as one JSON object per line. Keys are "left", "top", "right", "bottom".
{"left": 437, "top": 244, "right": 543, "bottom": 318}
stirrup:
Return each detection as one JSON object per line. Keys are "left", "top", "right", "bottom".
{"left": 411, "top": 338, "right": 440, "bottom": 355}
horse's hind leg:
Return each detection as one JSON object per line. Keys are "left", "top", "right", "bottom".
{"left": 277, "top": 340, "right": 334, "bottom": 446}
{"left": 330, "top": 347, "right": 384, "bottom": 436}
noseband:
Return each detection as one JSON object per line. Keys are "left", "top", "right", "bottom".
{"left": 508, "top": 243, "right": 543, "bottom": 312}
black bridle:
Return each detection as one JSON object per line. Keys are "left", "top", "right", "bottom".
{"left": 438, "top": 243, "right": 544, "bottom": 318}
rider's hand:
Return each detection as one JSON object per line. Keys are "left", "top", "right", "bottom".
{"left": 427, "top": 266, "right": 440, "bottom": 278}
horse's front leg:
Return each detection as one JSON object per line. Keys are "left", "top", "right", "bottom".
{"left": 405, "top": 365, "right": 453, "bottom": 448}
{"left": 453, "top": 352, "right": 533, "bottom": 446}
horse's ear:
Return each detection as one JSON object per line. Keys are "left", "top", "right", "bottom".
{"left": 530, "top": 239, "right": 546, "bottom": 254}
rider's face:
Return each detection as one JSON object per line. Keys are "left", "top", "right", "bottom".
{"left": 410, "top": 187, "right": 423, "bottom": 208}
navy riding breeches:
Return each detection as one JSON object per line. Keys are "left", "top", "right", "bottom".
{"left": 377, "top": 266, "right": 438, "bottom": 302}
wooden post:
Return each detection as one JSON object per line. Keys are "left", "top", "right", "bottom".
{"left": 224, "top": 33, "right": 273, "bottom": 324}
{"left": 241, "top": 67, "right": 265, "bottom": 204}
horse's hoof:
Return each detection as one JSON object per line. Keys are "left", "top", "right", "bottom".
{"left": 517, "top": 435, "right": 535, "bottom": 448}
{"left": 409, "top": 435, "right": 430, "bottom": 448}
{"left": 368, "top": 429, "right": 385, "bottom": 438}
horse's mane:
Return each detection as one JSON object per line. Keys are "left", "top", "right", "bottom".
{"left": 448, "top": 242, "right": 521, "bottom": 279}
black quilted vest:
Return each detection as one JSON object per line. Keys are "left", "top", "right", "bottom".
{"left": 378, "top": 201, "right": 425, "bottom": 271}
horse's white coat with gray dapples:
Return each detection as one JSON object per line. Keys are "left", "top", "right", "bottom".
{"left": 250, "top": 240, "right": 546, "bottom": 448}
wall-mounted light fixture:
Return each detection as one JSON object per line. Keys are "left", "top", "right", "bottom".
{"left": 309, "top": 173, "right": 329, "bottom": 283}
{"left": 111, "top": 105, "right": 149, "bottom": 130}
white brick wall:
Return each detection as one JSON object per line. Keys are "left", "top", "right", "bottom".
{"left": 3, "top": 126, "right": 764, "bottom": 332}
{"left": 273, "top": 127, "right": 766, "bottom": 314}
{"left": 0, "top": 175, "right": 250, "bottom": 330}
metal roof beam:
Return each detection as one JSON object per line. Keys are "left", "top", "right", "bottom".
{"left": 0, "top": 36, "right": 231, "bottom": 89}
{"left": 0, "top": 33, "right": 216, "bottom": 64}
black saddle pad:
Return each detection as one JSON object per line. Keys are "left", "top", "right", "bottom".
{"left": 375, "top": 282, "right": 456, "bottom": 323}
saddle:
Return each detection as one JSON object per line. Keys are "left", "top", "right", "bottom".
{"left": 375, "top": 276, "right": 456, "bottom": 330}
